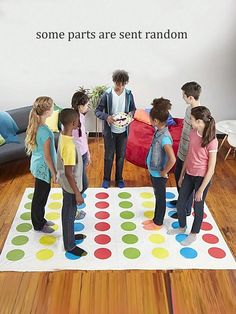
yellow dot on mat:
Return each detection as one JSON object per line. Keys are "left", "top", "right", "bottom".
{"left": 50, "top": 193, "right": 62, "bottom": 200}
{"left": 142, "top": 201, "right": 154, "bottom": 209}
{"left": 45, "top": 212, "right": 60, "bottom": 220}
{"left": 48, "top": 202, "right": 61, "bottom": 210}
{"left": 144, "top": 210, "right": 154, "bottom": 219}
{"left": 152, "top": 248, "right": 169, "bottom": 259}
{"left": 140, "top": 192, "right": 153, "bottom": 199}
{"left": 51, "top": 224, "right": 59, "bottom": 231}
{"left": 39, "top": 236, "right": 57, "bottom": 246}
{"left": 149, "top": 234, "right": 165, "bottom": 244}
{"left": 36, "top": 249, "right": 54, "bottom": 260}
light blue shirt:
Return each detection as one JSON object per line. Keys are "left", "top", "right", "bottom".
{"left": 30, "top": 125, "right": 57, "bottom": 183}
{"left": 111, "top": 88, "right": 126, "bottom": 134}
{"left": 146, "top": 135, "right": 172, "bottom": 177}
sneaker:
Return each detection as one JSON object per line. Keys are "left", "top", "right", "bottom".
{"left": 170, "top": 212, "right": 191, "bottom": 219}
{"left": 45, "top": 221, "right": 55, "bottom": 227}
{"left": 75, "top": 210, "right": 86, "bottom": 220}
{"left": 102, "top": 180, "right": 110, "bottom": 189}
{"left": 170, "top": 200, "right": 177, "bottom": 206}
{"left": 117, "top": 180, "right": 125, "bottom": 188}
{"left": 41, "top": 225, "right": 54, "bottom": 233}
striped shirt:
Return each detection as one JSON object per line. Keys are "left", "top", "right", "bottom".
{"left": 177, "top": 106, "right": 192, "bottom": 161}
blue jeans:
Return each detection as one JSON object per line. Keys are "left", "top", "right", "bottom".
{"left": 81, "top": 152, "right": 89, "bottom": 193}
{"left": 61, "top": 190, "right": 77, "bottom": 251}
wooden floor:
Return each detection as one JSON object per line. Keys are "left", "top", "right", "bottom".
{"left": 0, "top": 137, "right": 236, "bottom": 314}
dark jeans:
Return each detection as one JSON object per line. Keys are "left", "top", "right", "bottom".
{"left": 81, "top": 152, "right": 89, "bottom": 194}
{"left": 31, "top": 178, "right": 51, "bottom": 230}
{"left": 177, "top": 174, "right": 211, "bottom": 233}
{"left": 150, "top": 175, "right": 168, "bottom": 225}
{"left": 175, "top": 157, "right": 193, "bottom": 214}
{"left": 62, "top": 190, "right": 77, "bottom": 251}
{"left": 103, "top": 131, "right": 127, "bottom": 181}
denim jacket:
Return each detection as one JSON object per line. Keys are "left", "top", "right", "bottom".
{"left": 95, "top": 88, "right": 136, "bottom": 135}
{"left": 149, "top": 126, "right": 172, "bottom": 172}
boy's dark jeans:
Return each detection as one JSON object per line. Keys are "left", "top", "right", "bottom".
{"left": 31, "top": 178, "right": 50, "bottom": 230}
{"left": 150, "top": 175, "right": 168, "bottom": 225}
{"left": 62, "top": 189, "right": 77, "bottom": 251}
{"left": 174, "top": 157, "right": 193, "bottom": 214}
{"left": 103, "top": 131, "right": 127, "bottom": 182}
{"left": 177, "top": 174, "right": 211, "bottom": 233}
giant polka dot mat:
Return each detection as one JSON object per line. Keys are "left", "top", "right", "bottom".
{"left": 0, "top": 187, "right": 235, "bottom": 271}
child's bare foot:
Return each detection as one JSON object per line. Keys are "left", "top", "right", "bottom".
{"left": 142, "top": 219, "right": 153, "bottom": 225}
{"left": 143, "top": 222, "right": 163, "bottom": 230}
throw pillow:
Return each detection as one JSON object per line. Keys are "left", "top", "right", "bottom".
{"left": 54, "top": 103, "right": 63, "bottom": 129}
{"left": 45, "top": 110, "right": 59, "bottom": 132}
{"left": 0, "top": 134, "right": 6, "bottom": 146}
{"left": 134, "top": 109, "right": 151, "bottom": 125}
{"left": 0, "top": 111, "right": 19, "bottom": 143}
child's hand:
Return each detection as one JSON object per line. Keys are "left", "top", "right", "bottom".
{"left": 178, "top": 177, "right": 183, "bottom": 188}
{"left": 107, "top": 115, "right": 116, "bottom": 125}
{"left": 160, "top": 171, "right": 168, "bottom": 178}
{"left": 76, "top": 193, "right": 84, "bottom": 205}
{"left": 52, "top": 173, "right": 57, "bottom": 184}
{"left": 86, "top": 156, "right": 91, "bottom": 166}
{"left": 195, "top": 190, "right": 203, "bottom": 202}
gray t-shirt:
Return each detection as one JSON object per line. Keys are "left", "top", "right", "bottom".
{"left": 177, "top": 106, "right": 192, "bottom": 161}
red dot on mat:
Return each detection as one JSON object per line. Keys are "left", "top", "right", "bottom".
{"left": 94, "top": 234, "right": 111, "bottom": 245}
{"left": 202, "top": 234, "right": 219, "bottom": 244}
{"left": 94, "top": 248, "right": 112, "bottom": 259}
{"left": 95, "top": 201, "right": 109, "bottom": 209}
{"left": 95, "top": 192, "right": 109, "bottom": 199}
{"left": 192, "top": 212, "right": 207, "bottom": 219}
{"left": 208, "top": 247, "right": 226, "bottom": 259}
{"left": 95, "top": 222, "right": 110, "bottom": 231}
{"left": 201, "top": 222, "right": 213, "bottom": 231}
{"left": 95, "top": 211, "right": 110, "bottom": 219}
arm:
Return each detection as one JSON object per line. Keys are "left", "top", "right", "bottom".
{"left": 178, "top": 158, "right": 187, "bottom": 188}
{"left": 95, "top": 93, "right": 115, "bottom": 125}
{"left": 160, "top": 144, "right": 176, "bottom": 178}
{"left": 64, "top": 166, "right": 84, "bottom": 205}
{"left": 195, "top": 151, "right": 217, "bottom": 201}
{"left": 44, "top": 138, "right": 57, "bottom": 183}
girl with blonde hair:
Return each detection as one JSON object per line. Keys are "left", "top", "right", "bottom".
{"left": 25, "top": 96, "right": 57, "bottom": 233}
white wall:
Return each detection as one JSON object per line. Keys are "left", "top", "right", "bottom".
{"left": 0, "top": 0, "right": 235, "bottom": 131}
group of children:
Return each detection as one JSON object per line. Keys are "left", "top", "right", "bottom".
{"left": 25, "top": 70, "right": 218, "bottom": 258}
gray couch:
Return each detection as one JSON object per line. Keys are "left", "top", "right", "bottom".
{"left": 0, "top": 106, "right": 59, "bottom": 165}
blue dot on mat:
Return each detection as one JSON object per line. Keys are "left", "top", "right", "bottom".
{"left": 175, "top": 234, "right": 188, "bottom": 243}
{"left": 166, "top": 201, "right": 176, "bottom": 208}
{"left": 74, "top": 223, "right": 85, "bottom": 232}
{"left": 77, "top": 203, "right": 86, "bottom": 210}
{"left": 180, "top": 247, "right": 198, "bottom": 259}
{"left": 65, "top": 252, "right": 82, "bottom": 260}
{"left": 172, "top": 221, "right": 180, "bottom": 229}
{"left": 75, "top": 239, "right": 84, "bottom": 245}
{"left": 82, "top": 193, "right": 87, "bottom": 198}
{"left": 166, "top": 192, "right": 175, "bottom": 199}
{"left": 168, "top": 210, "right": 177, "bottom": 217}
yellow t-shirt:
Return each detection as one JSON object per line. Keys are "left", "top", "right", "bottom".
{"left": 60, "top": 134, "right": 76, "bottom": 166}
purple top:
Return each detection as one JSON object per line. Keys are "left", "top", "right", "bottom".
{"left": 72, "top": 112, "right": 89, "bottom": 157}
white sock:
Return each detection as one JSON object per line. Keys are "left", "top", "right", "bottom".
{"left": 180, "top": 234, "right": 197, "bottom": 246}
{"left": 167, "top": 227, "right": 187, "bottom": 235}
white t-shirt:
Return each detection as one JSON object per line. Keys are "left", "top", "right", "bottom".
{"left": 111, "top": 88, "right": 126, "bottom": 133}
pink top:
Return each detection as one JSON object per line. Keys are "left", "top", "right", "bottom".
{"left": 72, "top": 112, "right": 89, "bottom": 157}
{"left": 186, "top": 129, "right": 218, "bottom": 177}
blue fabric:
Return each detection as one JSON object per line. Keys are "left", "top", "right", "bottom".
{"left": 0, "top": 111, "right": 19, "bottom": 143}
{"left": 147, "top": 135, "right": 172, "bottom": 177}
{"left": 30, "top": 125, "right": 57, "bottom": 183}
{"left": 144, "top": 108, "right": 176, "bottom": 126}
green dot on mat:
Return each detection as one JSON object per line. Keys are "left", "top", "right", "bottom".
{"left": 140, "top": 192, "right": 153, "bottom": 199}
{"left": 24, "top": 202, "right": 32, "bottom": 210}
{"left": 149, "top": 234, "right": 165, "bottom": 244}
{"left": 11, "top": 235, "right": 29, "bottom": 246}
{"left": 45, "top": 212, "right": 60, "bottom": 220}
{"left": 36, "top": 249, "right": 54, "bottom": 260}
{"left": 121, "top": 222, "right": 136, "bottom": 231}
{"left": 48, "top": 202, "right": 61, "bottom": 210}
{"left": 119, "top": 201, "right": 133, "bottom": 209}
{"left": 152, "top": 248, "right": 169, "bottom": 259}
{"left": 122, "top": 234, "right": 138, "bottom": 244}
{"left": 6, "top": 249, "right": 25, "bottom": 261}
{"left": 50, "top": 193, "right": 62, "bottom": 200}
{"left": 142, "top": 201, "right": 154, "bottom": 209}
{"left": 120, "top": 211, "right": 135, "bottom": 219}
{"left": 20, "top": 212, "right": 31, "bottom": 221}
{"left": 39, "top": 235, "right": 56, "bottom": 246}
{"left": 16, "top": 223, "right": 32, "bottom": 232}
{"left": 123, "top": 248, "right": 141, "bottom": 259}
{"left": 118, "top": 192, "right": 131, "bottom": 199}
{"left": 27, "top": 193, "right": 33, "bottom": 200}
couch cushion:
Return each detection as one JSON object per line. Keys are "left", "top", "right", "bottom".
{"left": 0, "top": 133, "right": 27, "bottom": 164}
{"left": 7, "top": 106, "right": 32, "bottom": 133}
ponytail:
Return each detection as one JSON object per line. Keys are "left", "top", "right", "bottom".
{"left": 25, "top": 96, "right": 53, "bottom": 155}
{"left": 191, "top": 106, "right": 216, "bottom": 147}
